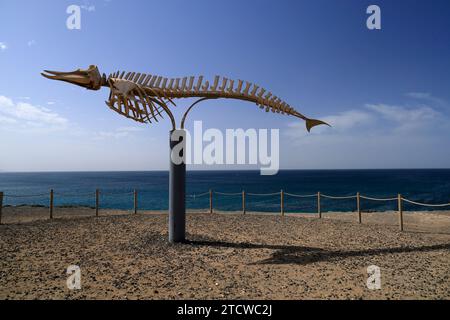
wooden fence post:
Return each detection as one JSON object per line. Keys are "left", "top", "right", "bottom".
{"left": 242, "top": 190, "right": 246, "bottom": 214}
{"left": 317, "top": 192, "right": 322, "bottom": 218}
{"left": 0, "top": 192, "right": 3, "bottom": 225}
{"left": 280, "top": 190, "right": 284, "bottom": 216}
{"left": 357, "top": 192, "right": 361, "bottom": 224}
{"left": 95, "top": 189, "right": 99, "bottom": 217}
{"left": 209, "top": 189, "right": 213, "bottom": 214}
{"left": 134, "top": 189, "right": 138, "bottom": 214}
{"left": 398, "top": 194, "right": 403, "bottom": 231}
{"left": 49, "top": 189, "right": 54, "bottom": 219}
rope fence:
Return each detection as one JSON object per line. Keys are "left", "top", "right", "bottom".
{"left": 321, "top": 194, "right": 357, "bottom": 200}
{"left": 284, "top": 192, "right": 316, "bottom": 198}
{"left": 1, "top": 189, "right": 449, "bottom": 231}
{"left": 360, "top": 195, "right": 398, "bottom": 201}
{"left": 0, "top": 189, "right": 139, "bottom": 223}
{"left": 401, "top": 198, "right": 450, "bottom": 207}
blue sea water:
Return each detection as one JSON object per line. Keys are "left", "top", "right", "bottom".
{"left": 0, "top": 170, "right": 449, "bottom": 213}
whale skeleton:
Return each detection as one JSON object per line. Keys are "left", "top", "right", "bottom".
{"left": 42, "top": 65, "right": 330, "bottom": 131}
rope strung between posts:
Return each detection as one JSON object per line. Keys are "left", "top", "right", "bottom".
{"left": 247, "top": 192, "right": 281, "bottom": 196}
{"left": 214, "top": 191, "right": 242, "bottom": 196}
{"left": 402, "top": 198, "right": 450, "bottom": 207}
{"left": 360, "top": 195, "right": 397, "bottom": 201}
{"left": 3, "top": 190, "right": 450, "bottom": 208}
{"left": 54, "top": 192, "right": 95, "bottom": 197}
{"left": 100, "top": 191, "right": 135, "bottom": 196}
{"left": 321, "top": 194, "right": 357, "bottom": 200}
{"left": 285, "top": 192, "right": 317, "bottom": 198}
{"left": 187, "top": 191, "right": 210, "bottom": 198}
{"left": 3, "top": 193, "right": 49, "bottom": 198}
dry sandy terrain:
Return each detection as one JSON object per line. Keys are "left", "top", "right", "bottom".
{"left": 0, "top": 206, "right": 449, "bottom": 300}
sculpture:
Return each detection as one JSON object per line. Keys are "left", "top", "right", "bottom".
{"left": 42, "top": 65, "right": 329, "bottom": 242}
{"left": 42, "top": 65, "right": 328, "bottom": 131}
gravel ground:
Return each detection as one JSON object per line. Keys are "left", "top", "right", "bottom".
{"left": 0, "top": 207, "right": 449, "bottom": 300}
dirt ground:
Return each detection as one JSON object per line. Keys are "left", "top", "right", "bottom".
{"left": 0, "top": 207, "right": 449, "bottom": 299}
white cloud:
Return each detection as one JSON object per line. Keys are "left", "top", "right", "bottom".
{"left": 0, "top": 95, "right": 68, "bottom": 129}
{"left": 405, "top": 92, "right": 446, "bottom": 106}
{"left": 117, "top": 126, "right": 143, "bottom": 132}
{"left": 320, "top": 109, "right": 373, "bottom": 131}
{"left": 93, "top": 126, "right": 143, "bottom": 140}
{"left": 0, "top": 42, "right": 7, "bottom": 51}
{"left": 366, "top": 103, "right": 438, "bottom": 122}
{"left": 406, "top": 92, "right": 430, "bottom": 99}
{"left": 366, "top": 103, "right": 440, "bottom": 132}
{"left": 27, "top": 40, "right": 37, "bottom": 47}
{"left": 282, "top": 99, "right": 450, "bottom": 168}
{"left": 286, "top": 109, "right": 374, "bottom": 139}
{"left": 287, "top": 102, "right": 443, "bottom": 139}
{"left": 0, "top": 114, "right": 17, "bottom": 124}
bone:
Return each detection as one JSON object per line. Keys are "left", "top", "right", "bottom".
{"left": 187, "top": 76, "right": 195, "bottom": 91}
{"left": 243, "top": 82, "right": 252, "bottom": 95}
{"left": 154, "top": 76, "right": 162, "bottom": 88}
{"left": 273, "top": 98, "right": 282, "bottom": 113}
{"left": 129, "top": 72, "right": 136, "bottom": 81}
{"left": 136, "top": 86, "right": 156, "bottom": 122}
{"left": 133, "top": 73, "right": 141, "bottom": 82}
{"left": 201, "top": 81, "right": 210, "bottom": 91}
{"left": 264, "top": 92, "right": 273, "bottom": 107}
{"left": 219, "top": 77, "right": 228, "bottom": 92}
{"left": 270, "top": 96, "right": 279, "bottom": 112}
{"left": 256, "top": 89, "right": 266, "bottom": 107}
{"left": 119, "top": 71, "right": 125, "bottom": 79}
{"left": 285, "top": 104, "right": 292, "bottom": 114}
{"left": 124, "top": 72, "right": 132, "bottom": 80}
{"left": 174, "top": 78, "right": 181, "bottom": 91}
{"left": 250, "top": 84, "right": 260, "bottom": 96}
{"left": 226, "top": 80, "right": 234, "bottom": 93}
{"left": 161, "top": 78, "right": 168, "bottom": 89}
{"left": 235, "top": 80, "right": 243, "bottom": 94}
{"left": 167, "top": 79, "right": 174, "bottom": 91}
{"left": 210, "top": 76, "right": 220, "bottom": 91}
{"left": 143, "top": 74, "right": 152, "bottom": 86}
{"left": 180, "top": 77, "right": 187, "bottom": 91}
{"left": 257, "top": 88, "right": 266, "bottom": 99}
{"left": 194, "top": 76, "right": 203, "bottom": 92}
{"left": 138, "top": 74, "right": 147, "bottom": 85}
{"left": 149, "top": 75, "right": 157, "bottom": 87}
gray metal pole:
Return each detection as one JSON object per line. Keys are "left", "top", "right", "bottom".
{"left": 169, "top": 130, "right": 186, "bottom": 243}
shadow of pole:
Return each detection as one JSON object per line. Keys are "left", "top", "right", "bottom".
{"left": 187, "top": 240, "right": 450, "bottom": 266}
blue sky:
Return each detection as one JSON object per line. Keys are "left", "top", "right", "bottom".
{"left": 0, "top": 0, "right": 449, "bottom": 171}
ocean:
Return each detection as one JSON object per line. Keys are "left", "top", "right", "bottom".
{"left": 0, "top": 169, "right": 449, "bottom": 213}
